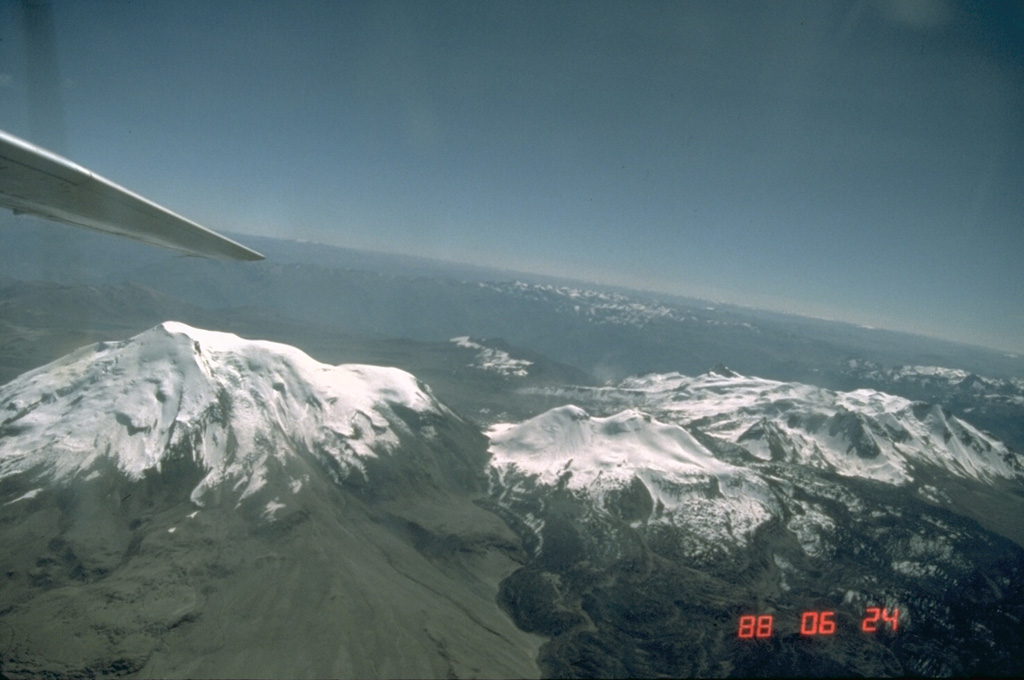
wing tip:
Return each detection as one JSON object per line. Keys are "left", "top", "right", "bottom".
{"left": 0, "top": 127, "right": 267, "bottom": 262}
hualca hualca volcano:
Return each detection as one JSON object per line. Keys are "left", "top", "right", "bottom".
{"left": 1, "top": 323, "right": 1023, "bottom": 678}
{"left": 0, "top": 322, "right": 540, "bottom": 678}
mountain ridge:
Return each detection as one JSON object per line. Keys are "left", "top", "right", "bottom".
{"left": 0, "top": 321, "right": 475, "bottom": 503}
{"left": 3, "top": 324, "right": 1024, "bottom": 677}
{"left": 0, "top": 322, "right": 540, "bottom": 678}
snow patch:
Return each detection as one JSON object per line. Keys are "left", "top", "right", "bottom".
{"left": 3, "top": 488, "right": 41, "bottom": 505}
{"left": 263, "top": 499, "right": 286, "bottom": 520}
{"left": 450, "top": 337, "right": 533, "bottom": 377}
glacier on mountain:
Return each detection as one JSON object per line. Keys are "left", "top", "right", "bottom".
{"left": 0, "top": 321, "right": 447, "bottom": 505}
{"left": 488, "top": 405, "right": 778, "bottom": 547}
{"left": 526, "top": 369, "right": 1022, "bottom": 487}
{"left": 0, "top": 322, "right": 544, "bottom": 679}
{"left": 487, "top": 366, "right": 1024, "bottom": 560}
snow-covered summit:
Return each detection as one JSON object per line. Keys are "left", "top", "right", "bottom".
{"left": 488, "top": 406, "right": 733, "bottom": 487}
{"left": 488, "top": 369, "right": 1024, "bottom": 557}
{"left": 488, "top": 405, "right": 776, "bottom": 546}
{"left": 582, "top": 371, "right": 1024, "bottom": 486}
{"left": 0, "top": 322, "right": 447, "bottom": 503}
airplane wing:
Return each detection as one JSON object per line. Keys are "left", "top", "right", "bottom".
{"left": 0, "top": 129, "right": 264, "bottom": 261}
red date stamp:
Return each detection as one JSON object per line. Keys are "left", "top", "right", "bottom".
{"left": 738, "top": 608, "right": 899, "bottom": 638}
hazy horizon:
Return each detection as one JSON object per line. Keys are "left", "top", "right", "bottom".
{"left": 236, "top": 228, "right": 1024, "bottom": 357}
{"left": 1, "top": 0, "right": 1021, "bottom": 353}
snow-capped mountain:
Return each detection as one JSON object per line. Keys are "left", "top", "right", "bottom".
{"left": 837, "top": 358, "right": 1024, "bottom": 453}
{"left": 0, "top": 322, "right": 538, "bottom": 679}
{"left": 489, "top": 406, "right": 776, "bottom": 550}
{"left": 525, "top": 368, "right": 1023, "bottom": 488}
{"left": 0, "top": 322, "right": 457, "bottom": 505}
{"left": 484, "top": 370, "right": 1024, "bottom": 677}
{"left": 486, "top": 367, "right": 1022, "bottom": 565}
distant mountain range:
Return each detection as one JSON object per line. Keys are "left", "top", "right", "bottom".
{"left": 524, "top": 369, "right": 1021, "bottom": 487}
{"left": 3, "top": 217, "right": 1022, "bottom": 385}
{"left": 834, "top": 359, "right": 1024, "bottom": 453}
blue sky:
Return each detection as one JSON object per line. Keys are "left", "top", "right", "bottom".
{"left": 1, "top": 1, "right": 1022, "bottom": 353}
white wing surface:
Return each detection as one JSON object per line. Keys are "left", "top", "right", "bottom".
{"left": 0, "top": 129, "right": 263, "bottom": 261}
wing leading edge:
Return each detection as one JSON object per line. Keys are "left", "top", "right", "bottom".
{"left": 0, "top": 129, "right": 264, "bottom": 261}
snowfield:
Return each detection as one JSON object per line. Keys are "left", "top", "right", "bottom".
{"left": 0, "top": 322, "right": 446, "bottom": 504}
{"left": 531, "top": 369, "right": 1022, "bottom": 486}
{"left": 488, "top": 405, "right": 778, "bottom": 548}
{"left": 488, "top": 367, "right": 1024, "bottom": 555}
